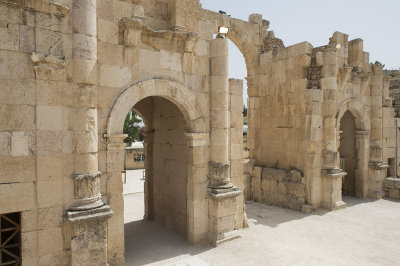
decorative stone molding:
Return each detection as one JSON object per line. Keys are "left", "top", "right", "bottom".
{"left": 104, "top": 134, "right": 128, "bottom": 151}
{"left": 368, "top": 161, "right": 389, "bottom": 170}
{"left": 355, "top": 130, "right": 371, "bottom": 139}
{"left": 1, "top": 0, "right": 69, "bottom": 15}
{"left": 321, "top": 167, "right": 346, "bottom": 177}
{"left": 118, "top": 17, "right": 199, "bottom": 53}
{"left": 70, "top": 171, "right": 104, "bottom": 211}
{"left": 31, "top": 52, "right": 68, "bottom": 81}
{"left": 66, "top": 205, "right": 113, "bottom": 223}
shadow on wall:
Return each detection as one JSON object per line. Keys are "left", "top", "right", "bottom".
{"left": 124, "top": 219, "right": 212, "bottom": 265}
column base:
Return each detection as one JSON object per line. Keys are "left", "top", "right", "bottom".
{"left": 66, "top": 205, "right": 113, "bottom": 266}
{"left": 321, "top": 168, "right": 347, "bottom": 211}
{"left": 207, "top": 186, "right": 242, "bottom": 246}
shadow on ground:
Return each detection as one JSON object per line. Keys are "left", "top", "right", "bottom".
{"left": 124, "top": 219, "right": 212, "bottom": 265}
{"left": 245, "top": 196, "right": 379, "bottom": 228}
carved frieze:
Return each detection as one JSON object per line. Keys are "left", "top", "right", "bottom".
{"left": 118, "top": 17, "right": 199, "bottom": 53}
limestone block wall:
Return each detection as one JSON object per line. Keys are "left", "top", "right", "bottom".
{"left": 0, "top": 1, "right": 74, "bottom": 265}
{"left": 152, "top": 97, "right": 189, "bottom": 236}
{"left": 245, "top": 30, "right": 396, "bottom": 210}
{"left": 248, "top": 167, "right": 306, "bottom": 211}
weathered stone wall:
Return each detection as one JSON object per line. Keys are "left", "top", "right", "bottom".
{"left": 0, "top": 1, "right": 73, "bottom": 264}
{"left": 248, "top": 167, "right": 306, "bottom": 211}
{"left": 383, "top": 177, "right": 400, "bottom": 199}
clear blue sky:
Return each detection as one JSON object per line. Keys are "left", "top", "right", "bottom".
{"left": 201, "top": 0, "right": 400, "bottom": 104}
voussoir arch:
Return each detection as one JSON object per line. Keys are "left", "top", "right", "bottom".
{"left": 336, "top": 99, "right": 371, "bottom": 131}
{"left": 106, "top": 79, "right": 206, "bottom": 135}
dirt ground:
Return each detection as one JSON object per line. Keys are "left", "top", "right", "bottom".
{"left": 124, "top": 193, "right": 400, "bottom": 266}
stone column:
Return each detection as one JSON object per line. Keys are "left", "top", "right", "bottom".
{"left": 104, "top": 134, "right": 127, "bottom": 266}
{"left": 207, "top": 36, "right": 241, "bottom": 246}
{"left": 168, "top": 0, "right": 186, "bottom": 31}
{"left": 320, "top": 49, "right": 346, "bottom": 210}
{"left": 65, "top": 1, "right": 112, "bottom": 265}
{"left": 368, "top": 64, "right": 389, "bottom": 198}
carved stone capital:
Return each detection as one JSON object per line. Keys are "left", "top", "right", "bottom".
{"left": 208, "top": 161, "right": 232, "bottom": 189}
{"left": 322, "top": 150, "right": 338, "bottom": 168}
{"left": 70, "top": 171, "right": 103, "bottom": 211}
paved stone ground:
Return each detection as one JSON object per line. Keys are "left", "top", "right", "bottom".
{"left": 122, "top": 169, "right": 146, "bottom": 195}
{"left": 123, "top": 177, "right": 400, "bottom": 265}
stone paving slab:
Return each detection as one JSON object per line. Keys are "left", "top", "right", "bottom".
{"left": 124, "top": 194, "right": 400, "bottom": 266}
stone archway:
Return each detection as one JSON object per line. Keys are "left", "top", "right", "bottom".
{"left": 104, "top": 79, "right": 209, "bottom": 265}
{"left": 336, "top": 99, "right": 371, "bottom": 198}
{"left": 107, "top": 78, "right": 206, "bottom": 135}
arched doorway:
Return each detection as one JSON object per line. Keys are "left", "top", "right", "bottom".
{"left": 339, "top": 111, "right": 357, "bottom": 196}
{"left": 105, "top": 79, "right": 208, "bottom": 264}
{"left": 336, "top": 100, "right": 370, "bottom": 200}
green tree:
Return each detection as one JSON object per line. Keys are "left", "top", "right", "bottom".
{"left": 123, "top": 110, "right": 142, "bottom": 145}
{"left": 243, "top": 105, "right": 248, "bottom": 117}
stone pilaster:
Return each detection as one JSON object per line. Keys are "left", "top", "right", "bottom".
{"left": 208, "top": 36, "right": 241, "bottom": 246}
{"left": 368, "top": 64, "right": 389, "bottom": 198}
{"left": 355, "top": 130, "right": 370, "bottom": 198}
{"left": 104, "top": 134, "right": 127, "bottom": 266}
{"left": 186, "top": 133, "right": 209, "bottom": 243}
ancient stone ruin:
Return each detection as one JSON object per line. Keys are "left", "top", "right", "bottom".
{"left": 0, "top": 0, "right": 398, "bottom": 265}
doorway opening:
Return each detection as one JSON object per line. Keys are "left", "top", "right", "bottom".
{"left": 123, "top": 96, "right": 190, "bottom": 263}
{"left": 339, "top": 111, "right": 357, "bottom": 196}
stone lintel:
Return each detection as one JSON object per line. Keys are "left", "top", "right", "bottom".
{"left": 66, "top": 205, "right": 113, "bottom": 224}
{"left": 368, "top": 161, "right": 389, "bottom": 170}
